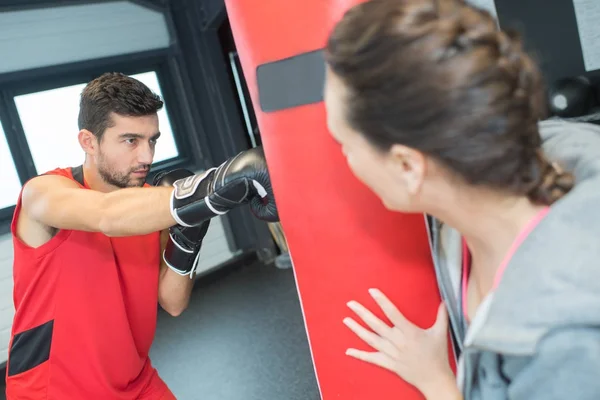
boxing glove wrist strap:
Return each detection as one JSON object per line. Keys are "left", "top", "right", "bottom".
{"left": 163, "top": 230, "right": 203, "bottom": 278}
{"left": 169, "top": 168, "right": 227, "bottom": 227}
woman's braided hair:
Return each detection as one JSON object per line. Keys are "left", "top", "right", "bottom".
{"left": 325, "top": 0, "right": 574, "bottom": 204}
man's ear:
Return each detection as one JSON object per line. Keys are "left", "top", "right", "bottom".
{"left": 388, "top": 144, "right": 426, "bottom": 195}
{"left": 78, "top": 129, "right": 97, "bottom": 155}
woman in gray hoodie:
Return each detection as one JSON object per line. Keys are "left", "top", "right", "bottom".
{"left": 323, "top": 0, "right": 600, "bottom": 399}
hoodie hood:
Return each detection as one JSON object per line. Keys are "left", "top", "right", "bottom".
{"left": 469, "top": 119, "right": 600, "bottom": 355}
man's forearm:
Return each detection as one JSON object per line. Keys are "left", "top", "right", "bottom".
{"left": 158, "top": 267, "right": 195, "bottom": 316}
{"left": 99, "top": 186, "right": 177, "bottom": 237}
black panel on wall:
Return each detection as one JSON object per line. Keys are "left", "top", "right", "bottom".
{"left": 495, "top": 0, "right": 592, "bottom": 85}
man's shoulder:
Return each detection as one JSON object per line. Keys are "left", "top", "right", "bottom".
{"left": 40, "top": 166, "right": 74, "bottom": 178}
{"left": 20, "top": 167, "right": 79, "bottom": 193}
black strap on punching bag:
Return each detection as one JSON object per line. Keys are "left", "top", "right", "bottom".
{"left": 256, "top": 49, "right": 326, "bottom": 112}
{"left": 71, "top": 165, "right": 84, "bottom": 186}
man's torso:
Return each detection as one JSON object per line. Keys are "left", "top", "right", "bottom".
{"left": 6, "top": 166, "right": 167, "bottom": 399}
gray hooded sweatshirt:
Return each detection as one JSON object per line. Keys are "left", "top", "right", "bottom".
{"left": 424, "top": 119, "right": 600, "bottom": 400}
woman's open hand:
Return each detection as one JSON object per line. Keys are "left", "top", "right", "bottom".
{"left": 343, "top": 288, "right": 459, "bottom": 398}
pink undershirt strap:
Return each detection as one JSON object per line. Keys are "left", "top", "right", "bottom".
{"left": 461, "top": 206, "right": 551, "bottom": 322}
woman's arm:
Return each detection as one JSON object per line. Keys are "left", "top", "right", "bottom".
{"left": 421, "top": 374, "right": 463, "bottom": 400}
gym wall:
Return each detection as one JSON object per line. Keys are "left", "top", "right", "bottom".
{"left": 0, "top": 239, "right": 13, "bottom": 364}
{"left": 0, "top": 0, "right": 242, "bottom": 365}
{"left": 0, "top": 1, "right": 170, "bottom": 74}
{"left": 494, "top": 0, "right": 600, "bottom": 86}
{"left": 493, "top": 0, "right": 600, "bottom": 120}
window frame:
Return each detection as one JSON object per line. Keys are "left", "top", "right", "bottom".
{"left": 0, "top": 48, "right": 198, "bottom": 232}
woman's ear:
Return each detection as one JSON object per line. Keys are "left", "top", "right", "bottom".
{"left": 388, "top": 144, "right": 426, "bottom": 195}
{"left": 78, "top": 129, "right": 97, "bottom": 155}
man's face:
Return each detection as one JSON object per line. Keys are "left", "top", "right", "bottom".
{"left": 96, "top": 113, "right": 160, "bottom": 188}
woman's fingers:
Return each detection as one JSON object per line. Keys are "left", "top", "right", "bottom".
{"left": 345, "top": 348, "right": 396, "bottom": 372}
{"left": 347, "top": 300, "right": 392, "bottom": 338}
{"left": 369, "top": 288, "right": 413, "bottom": 330}
{"left": 343, "top": 317, "right": 398, "bottom": 356}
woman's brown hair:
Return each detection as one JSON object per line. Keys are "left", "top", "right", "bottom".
{"left": 325, "top": 0, "right": 573, "bottom": 205}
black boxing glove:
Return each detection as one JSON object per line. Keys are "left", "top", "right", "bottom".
{"left": 168, "top": 146, "right": 279, "bottom": 227}
{"left": 154, "top": 169, "right": 211, "bottom": 277}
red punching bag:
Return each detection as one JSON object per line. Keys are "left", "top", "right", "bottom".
{"left": 225, "top": 1, "right": 445, "bottom": 398}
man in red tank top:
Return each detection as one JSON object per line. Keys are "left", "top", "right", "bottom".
{"left": 6, "top": 72, "right": 279, "bottom": 399}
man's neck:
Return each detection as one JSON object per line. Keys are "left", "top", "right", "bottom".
{"left": 82, "top": 161, "right": 116, "bottom": 193}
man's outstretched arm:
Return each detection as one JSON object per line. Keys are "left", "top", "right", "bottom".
{"left": 20, "top": 146, "right": 279, "bottom": 238}
{"left": 22, "top": 175, "right": 176, "bottom": 237}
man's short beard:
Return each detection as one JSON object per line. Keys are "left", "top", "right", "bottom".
{"left": 97, "top": 152, "right": 146, "bottom": 188}
{"left": 98, "top": 166, "right": 140, "bottom": 188}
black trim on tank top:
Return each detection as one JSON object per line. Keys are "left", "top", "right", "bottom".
{"left": 71, "top": 165, "right": 84, "bottom": 186}
{"left": 256, "top": 48, "right": 326, "bottom": 112}
{"left": 7, "top": 320, "right": 54, "bottom": 376}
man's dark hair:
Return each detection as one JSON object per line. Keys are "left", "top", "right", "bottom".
{"left": 78, "top": 72, "right": 164, "bottom": 141}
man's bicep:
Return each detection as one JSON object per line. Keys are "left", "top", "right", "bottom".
{"left": 21, "top": 175, "right": 105, "bottom": 232}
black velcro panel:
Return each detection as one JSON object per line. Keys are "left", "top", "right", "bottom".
{"left": 256, "top": 49, "right": 326, "bottom": 113}
{"left": 8, "top": 320, "right": 54, "bottom": 376}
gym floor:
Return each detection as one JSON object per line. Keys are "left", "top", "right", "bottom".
{"left": 150, "top": 258, "right": 321, "bottom": 400}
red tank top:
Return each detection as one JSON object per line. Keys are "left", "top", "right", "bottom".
{"left": 6, "top": 167, "right": 170, "bottom": 399}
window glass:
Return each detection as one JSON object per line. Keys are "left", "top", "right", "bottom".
{"left": 0, "top": 122, "right": 22, "bottom": 209}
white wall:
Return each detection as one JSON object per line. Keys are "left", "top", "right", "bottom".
{"left": 194, "top": 216, "right": 238, "bottom": 275}
{"left": 0, "top": 235, "right": 14, "bottom": 364}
